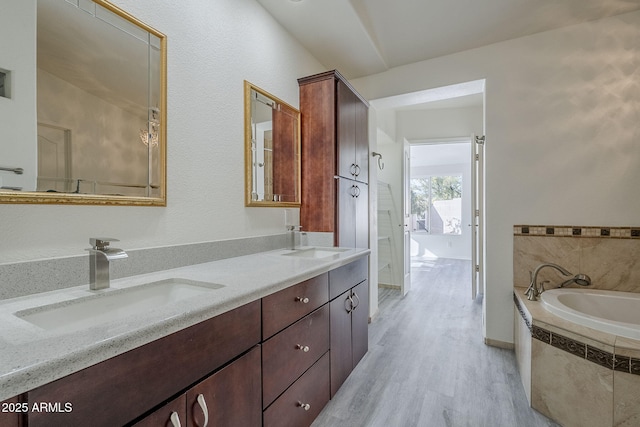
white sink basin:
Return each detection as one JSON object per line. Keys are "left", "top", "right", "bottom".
{"left": 15, "top": 278, "right": 224, "bottom": 332}
{"left": 281, "top": 247, "right": 350, "bottom": 259}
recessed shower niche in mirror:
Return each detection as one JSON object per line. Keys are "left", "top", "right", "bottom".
{"left": 244, "top": 81, "right": 301, "bottom": 207}
{"left": 0, "top": 0, "right": 166, "bottom": 206}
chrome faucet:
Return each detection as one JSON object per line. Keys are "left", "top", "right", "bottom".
{"left": 286, "top": 225, "right": 301, "bottom": 250}
{"left": 87, "top": 238, "right": 128, "bottom": 290}
{"left": 524, "top": 263, "right": 571, "bottom": 301}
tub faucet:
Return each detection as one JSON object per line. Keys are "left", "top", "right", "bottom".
{"left": 524, "top": 263, "right": 572, "bottom": 301}
{"left": 87, "top": 238, "right": 128, "bottom": 290}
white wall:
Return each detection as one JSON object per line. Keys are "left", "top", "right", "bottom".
{"left": 0, "top": 0, "right": 324, "bottom": 263}
{"left": 38, "top": 69, "right": 149, "bottom": 191}
{"left": 353, "top": 11, "right": 640, "bottom": 344}
{"left": 0, "top": 0, "right": 37, "bottom": 191}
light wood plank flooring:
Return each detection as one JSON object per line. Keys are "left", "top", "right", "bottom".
{"left": 312, "top": 258, "right": 559, "bottom": 427}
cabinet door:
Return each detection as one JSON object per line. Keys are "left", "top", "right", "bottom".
{"left": 337, "top": 79, "right": 357, "bottom": 180}
{"left": 187, "top": 346, "right": 261, "bottom": 427}
{"left": 351, "top": 280, "right": 369, "bottom": 368}
{"left": 336, "top": 178, "right": 356, "bottom": 248}
{"left": 329, "top": 289, "right": 353, "bottom": 397}
{"left": 132, "top": 394, "right": 186, "bottom": 427}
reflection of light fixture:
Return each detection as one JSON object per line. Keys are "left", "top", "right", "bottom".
{"left": 140, "top": 107, "right": 160, "bottom": 147}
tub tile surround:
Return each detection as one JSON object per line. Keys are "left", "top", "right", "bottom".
{"left": 0, "top": 232, "right": 334, "bottom": 300}
{"left": 514, "top": 224, "right": 640, "bottom": 427}
{"left": 514, "top": 225, "right": 640, "bottom": 293}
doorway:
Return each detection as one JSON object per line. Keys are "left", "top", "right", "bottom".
{"left": 405, "top": 137, "right": 483, "bottom": 300}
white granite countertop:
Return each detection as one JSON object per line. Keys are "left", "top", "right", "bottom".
{"left": 0, "top": 247, "right": 370, "bottom": 401}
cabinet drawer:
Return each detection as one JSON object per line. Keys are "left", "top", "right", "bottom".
{"left": 263, "top": 352, "right": 330, "bottom": 427}
{"left": 27, "top": 301, "right": 261, "bottom": 427}
{"left": 329, "top": 257, "right": 367, "bottom": 300}
{"left": 262, "top": 305, "right": 330, "bottom": 408}
{"left": 262, "top": 273, "right": 328, "bottom": 339}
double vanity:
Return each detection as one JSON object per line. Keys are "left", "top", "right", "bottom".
{"left": 0, "top": 247, "right": 370, "bottom": 427}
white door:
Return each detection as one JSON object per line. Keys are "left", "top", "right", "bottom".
{"left": 402, "top": 140, "right": 411, "bottom": 296}
{"left": 470, "top": 134, "right": 485, "bottom": 299}
{"left": 37, "top": 123, "right": 71, "bottom": 192}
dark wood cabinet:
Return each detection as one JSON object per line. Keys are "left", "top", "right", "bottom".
{"left": 298, "top": 70, "right": 369, "bottom": 247}
{"left": 329, "top": 259, "right": 369, "bottom": 397}
{"left": 27, "top": 301, "right": 261, "bottom": 427}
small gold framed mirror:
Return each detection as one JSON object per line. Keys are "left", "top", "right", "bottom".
{"left": 244, "top": 81, "right": 301, "bottom": 207}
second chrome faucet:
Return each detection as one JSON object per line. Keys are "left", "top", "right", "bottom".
{"left": 88, "top": 238, "right": 128, "bottom": 290}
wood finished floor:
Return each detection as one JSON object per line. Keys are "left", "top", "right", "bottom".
{"left": 312, "top": 258, "right": 559, "bottom": 427}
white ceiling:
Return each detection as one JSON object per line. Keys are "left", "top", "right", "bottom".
{"left": 256, "top": 0, "right": 640, "bottom": 80}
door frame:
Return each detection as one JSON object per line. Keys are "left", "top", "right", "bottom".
{"left": 405, "top": 136, "right": 484, "bottom": 298}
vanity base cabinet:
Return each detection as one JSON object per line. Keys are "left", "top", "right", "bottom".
{"left": 263, "top": 352, "right": 330, "bottom": 427}
{"left": 26, "top": 301, "right": 261, "bottom": 427}
{"left": 329, "top": 258, "right": 369, "bottom": 397}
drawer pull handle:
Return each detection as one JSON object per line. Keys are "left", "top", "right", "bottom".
{"left": 296, "top": 344, "right": 310, "bottom": 352}
{"left": 295, "top": 296, "right": 310, "bottom": 304}
{"left": 298, "top": 402, "right": 311, "bottom": 411}
{"left": 170, "top": 412, "right": 182, "bottom": 427}
{"left": 197, "top": 394, "right": 209, "bottom": 427}
{"left": 345, "top": 295, "right": 353, "bottom": 313}
{"left": 352, "top": 291, "right": 360, "bottom": 311}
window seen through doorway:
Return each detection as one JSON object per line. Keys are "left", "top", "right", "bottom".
{"left": 411, "top": 175, "right": 462, "bottom": 235}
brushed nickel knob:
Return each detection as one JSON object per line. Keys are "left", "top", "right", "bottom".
{"left": 296, "top": 344, "right": 310, "bottom": 352}
{"left": 296, "top": 296, "right": 310, "bottom": 304}
{"left": 298, "top": 402, "right": 311, "bottom": 411}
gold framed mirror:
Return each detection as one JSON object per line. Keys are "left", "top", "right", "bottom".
{"left": 244, "top": 81, "right": 301, "bottom": 207}
{"left": 0, "top": 0, "right": 167, "bottom": 206}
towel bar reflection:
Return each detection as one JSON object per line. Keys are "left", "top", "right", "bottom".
{"left": 0, "top": 166, "right": 23, "bottom": 174}
{"left": 371, "top": 152, "right": 384, "bottom": 170}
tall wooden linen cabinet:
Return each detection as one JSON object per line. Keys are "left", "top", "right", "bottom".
{"left": 298, "top": 70, "right": 369, "bottom": 249}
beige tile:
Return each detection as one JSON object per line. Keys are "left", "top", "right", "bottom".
{"left": 514, "top": 309, "right": 532, "bottom": 405}
{"left": 615, "top": 336, "right": 640, "bottom": 359}
{"left": 614, "top": 371, "right": 640, "bottom": 427}
{"left": 531, "top": 339, "right": 613, "bottom": 427}
{"left": 514, "top": 236, "right": 581, "bottom": 287}
{"left": 579, "top": 238, "right": 640, "bottom": 292}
